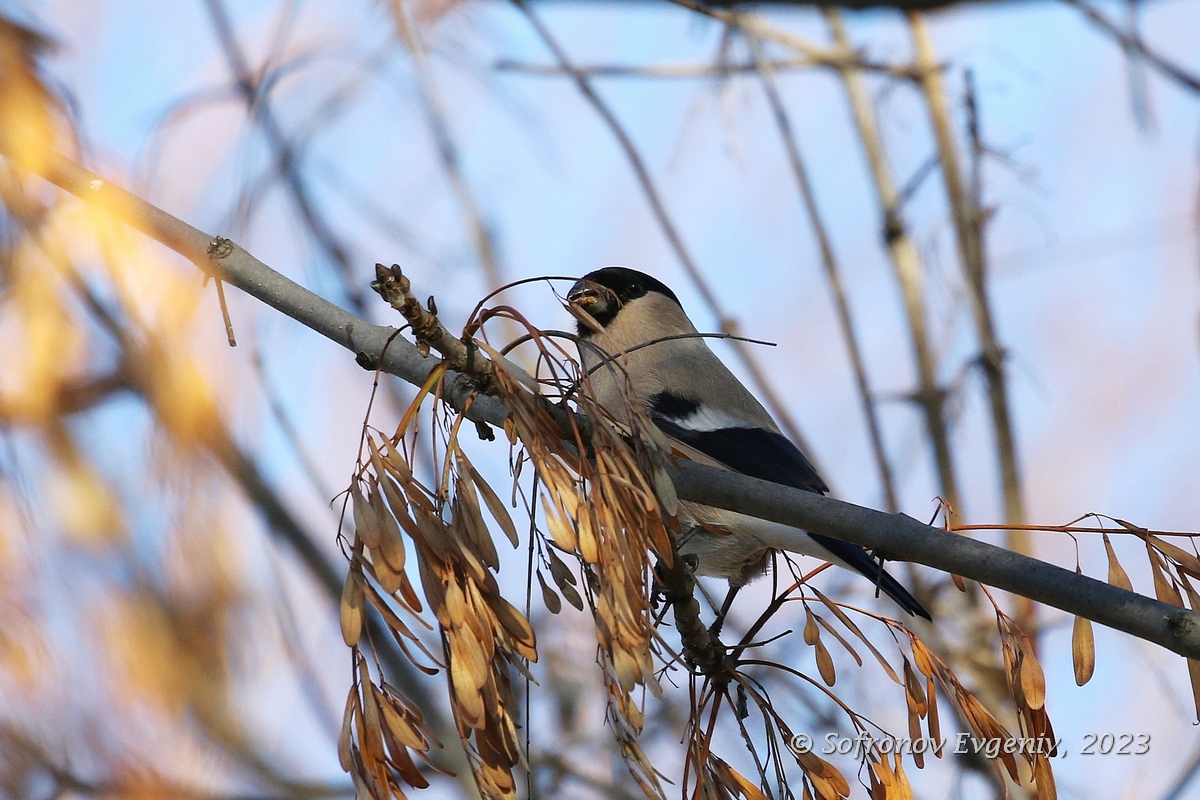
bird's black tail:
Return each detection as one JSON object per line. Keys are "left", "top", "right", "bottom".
{"left": 810, "top": 532, "right": 932, "bottom": 621}
{"left": 869, "top": 563, "right": 932, "bottom": 621}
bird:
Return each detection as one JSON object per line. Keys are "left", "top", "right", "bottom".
{"left": 566, "top": 266, "right": 931, "bottom": 628}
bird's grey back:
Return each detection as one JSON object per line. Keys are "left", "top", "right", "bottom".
{"left": 578, "top": 292, "right": 779, "bottom": 433}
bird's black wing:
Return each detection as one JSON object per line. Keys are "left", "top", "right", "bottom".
{"left": 649, "top": 392, "right": 828, "bottom": 494}
{"left": 650, "top": 391, "right": 931, "bottom": 620}
{"left": 655, "top": 420, "right": 832, "bottom": 495}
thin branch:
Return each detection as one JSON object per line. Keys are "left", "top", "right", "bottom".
{"left": 746, "top": 30, "right": 900, "bottom": 514}
{"left": 669, "top": 459, "right": 1200, "bottom": 660}
{"left": 1063, "top": 0, "right": 1200, "bottom": 96}
{"left": 963, "top": 66, "right": 1030, "bottom": 527}
{"left": 823, "top": 9, "right": 962, "bottom": 513}
{"left": 909, "top": 18, "right": 1031, "bottom": 627}
{"left": 495, "top": 55, "right": 927, "bottom": 81}
{"left": 952, "top": 522, "right": 1200, "bottom": 537}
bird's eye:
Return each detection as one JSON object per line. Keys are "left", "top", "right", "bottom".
{"left": 627, "top": 281, "right": 644, "bottom": 297}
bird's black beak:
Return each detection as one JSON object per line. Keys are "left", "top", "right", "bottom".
{"left": 567, "top": 279, "right": 613, "bottom": 315}
{"left": 567, "top": 279, "right": 613, "bottom": 334}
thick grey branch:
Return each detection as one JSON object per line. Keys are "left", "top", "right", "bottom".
{"left": 16, "top": 148, "right": 1200, "bottom": 660}
{"left": 670, "top": 460, "right": 1200, "bottom": 659}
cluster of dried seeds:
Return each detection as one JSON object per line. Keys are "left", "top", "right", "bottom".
{"left": 339, "top": 393, "right": 535, "bottom": 800}
{"left": 491, "top": 357, "right": 678, "bottom": 796}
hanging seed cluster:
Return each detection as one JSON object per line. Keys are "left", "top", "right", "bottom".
{"left": 338, "top": 447, "right": 446, "bottom": 798}
{"left": 490, "top": 357, "right": 678, "bottom": 797}
{"left": 713, "top": 584, "right": 1064, "bottom": 800}
{"left": 773, "top": 610, "right": 1059, "bottom": 800}
{"left": 891, "top": 617, "right": 1054, "bottom": 800}
{"left": 339, "top": 329, "right": 680, "bottom": 799}
{"left": 340, "top": 408, "right": 536, "bottom": 799}
{"left": 339, "top": 649, "right": 444, "bottom": 798}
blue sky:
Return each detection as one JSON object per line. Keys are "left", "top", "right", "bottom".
{"left": 12, "top": 0, "right": 1200, "bottom": 796}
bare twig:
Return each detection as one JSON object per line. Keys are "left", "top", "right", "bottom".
{"left": 824, "top": 9, "right": 961, "bottom": 513}
{"left": 962, "top": 69, "right": 1029, "bottom": 533}
{"left": 909, "top": 17, "right": 1031, "bottom": 627}
{"left": 1063, "top": 0, "right": 1200, "bottom": 96}
{"left": 669, "top": 0, "right": 941, "bottom": 83}
{"left": 204, "top": 0, "right": 368, "bottom": 313}
{"left": 371, "top": 262, "right": 498, "bottom": 392}
{"left": 496, "top": 55, "right": 927, "bottom": 81}
{"left": 951, "top": 521, "right": 1200, "bottom": 538}
{"left": 746, "top": 30, "right": 899, "bottom": 513}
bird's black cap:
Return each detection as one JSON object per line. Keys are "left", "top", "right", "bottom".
{"left": 567, "top": 267, "right": 681, "bottom": 331}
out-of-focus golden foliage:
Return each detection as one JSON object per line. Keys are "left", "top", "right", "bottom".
{"left": 0, "top": 255, "right": 83, "bottom": 424}
{"left": 0, "top": 19, "right": 59, "bottom": 177}
{"left": 0, "top": 15, "right": 277, "bottom": 799}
